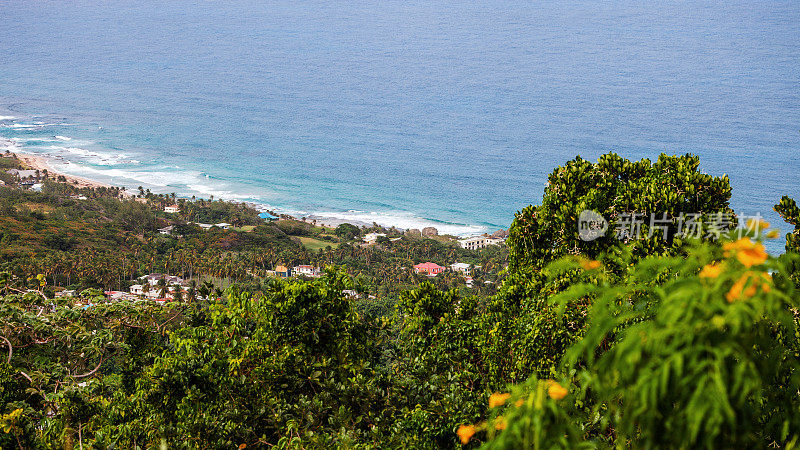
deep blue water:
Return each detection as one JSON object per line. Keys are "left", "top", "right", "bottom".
{"left": 0, "top": 1, "right": 798, "bottom": 245}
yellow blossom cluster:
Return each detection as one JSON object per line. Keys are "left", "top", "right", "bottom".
{"left": 723, "top": 238, "right": 768, "bottom": 267}
{"left": 457, "top": 384, "right": 569, "bottom": 445}
{"left": 726, "top": 271, "right": 772, "bottom": 303}
{"left": 581, "top": 259, "right": 602, "bottom": 270}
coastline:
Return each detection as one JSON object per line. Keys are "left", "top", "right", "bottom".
{"left": 3, "top": 144, "right": 492, "bottom": 236}
{"left": 9, "top": 148, "right": 131, "bottom": 195}
{"left": 9, "top": 150, "right": 495, "bottom": 235}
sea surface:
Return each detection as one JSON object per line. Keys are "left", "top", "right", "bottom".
{"left": 0, "top": 1, "right": 798, "bottom": 248}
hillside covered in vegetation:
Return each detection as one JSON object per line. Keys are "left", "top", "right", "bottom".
{"left": 2, "top": 153, "right": 800, "bottom": 449}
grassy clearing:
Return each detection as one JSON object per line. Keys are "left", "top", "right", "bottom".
{"left": 297, "top": 236, "right": 339, "bottom": 251}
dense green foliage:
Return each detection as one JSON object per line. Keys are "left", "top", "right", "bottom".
{"left": 1, "top": 152, "right": 798, "bottom": 449}
{"left": 507, "top": 153, "right": 733, "bottom": 271}
{"left": 0, "top": 183, "right": 505, "bottom": 299}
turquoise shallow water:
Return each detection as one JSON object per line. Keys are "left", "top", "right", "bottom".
{"left": 0, "top": 1, "right": 798, "bottom": 248}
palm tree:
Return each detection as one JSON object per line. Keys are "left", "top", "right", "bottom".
{"left": 171, "top": 285, "right": 183, "bottom": 302}
{"left": 156, "top": 278, "right": 168, "bottom": 298}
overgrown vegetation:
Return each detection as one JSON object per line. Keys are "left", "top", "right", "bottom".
{"left": 1, "top": 152, "right": 798, "bottom": 448}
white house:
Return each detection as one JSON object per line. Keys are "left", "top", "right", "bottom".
{"left": 141, "top": 273, "right": 185, "bottom": 287}
{"left": 363, "top": 232, "right": 386, "bottom": 244}
{"left": 158, "top": 225, "right": 174, "bottom": 235}
{"left": 214, "top": 222, "right": 232, "bottom": 229}
{"left": 164, "top": 205, "right": 180, "bottom": 214}
{"left": 450, "top": 262, "right": 472, "bottom": 276}
{"left": 458, "top": 235, "right": 503, "bottom": 251}
{"left": 293, "top": 265, "right": 322, "bottom": 277}
{"left": 129, "top": 284, "right": 161, "bottom": 299}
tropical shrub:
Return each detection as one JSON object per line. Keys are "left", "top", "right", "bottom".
{"left": 483, "top": 229, "right": 800, "bottom": 448}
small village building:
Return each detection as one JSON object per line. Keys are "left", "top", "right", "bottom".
{"left": 293, "top": 265, "right": 322, "bottom": 277}
{"left": 458, "top": 235, "right": 503, "bottom": 251}
{"left": 164, "top": 205, "right": 180, "bottom": 214}
{"left": 158, "top": 225, "right": 174, "bottom": 235}
{"left": 274, "top": 265, "right": 291, "bottom": 277}
{"left": 413, "top": 262, "right": 445, "bottom": 276}
{"left": 129, "top": 284, "right": 145, "bottom": 296}
{"left": 450, "top": 262, "right": 472, "bottom": 276}
{"left": 214, "top": 222, "right": 232, "bottom": 229}
{"left": 141, "top": 273, "right": 185, "bottom": 287}
{"left": 55, "top": 289, "right": 77, "bottom": 298}
{"left": 363, "top": 232, "right": 386, "bottom": 244}
{"left": 104, "top": 291, "right": 138, "bottom": 301}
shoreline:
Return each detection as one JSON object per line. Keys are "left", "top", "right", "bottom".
{"left": 5, "top": 147, "right": 495, "bottom": 236}
{"left": 7, "top": 147, "right": 131, "bottom": 195}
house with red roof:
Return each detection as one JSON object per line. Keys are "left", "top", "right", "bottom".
{"left": 413, "top": 262, "right": 445, "bottom": 276}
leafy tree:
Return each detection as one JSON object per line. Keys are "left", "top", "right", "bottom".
{"left": 775, "top": 195, "right": 800, "bottom": 252}
{"left": 96, "top": 270, "right": 386, "bottom": 448}
{"left": 335, "top": 223, "right": 361, "bottom": 240}
{"left": 114, "top": 200, "right": 156, "bottom": 234}
{"left": 506, "top": 153, "right": 734, "bottom": 273}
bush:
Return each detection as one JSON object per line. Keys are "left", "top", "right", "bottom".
{"left": 486, "top": 229, "right": 800, "bottom": 448}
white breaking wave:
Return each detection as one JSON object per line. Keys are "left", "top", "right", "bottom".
{"left": 2, "top": 123, "right": 41, "bottom": 129}
{"left": 55, "top": 135, "right": 72, "bottom": 141}
{"left": 0, "top": 116, "right": 15, "bottom": 121}
{"left": 40, "top": 145, "right": 133, "bottom": 166}
{"left": 0, "top": 138, "right": 22, "bottom": 152}
{"left": 0, "top": 122, "right": 74, "bottom": 129}
{"left": 11, "top": 137, "right": 58, "bottom": 143}
{"left": 50, "top": 162, "right": 257, "bottom": 201}
{"left": 300, "top": 209, "right": 488, "bottom": 236}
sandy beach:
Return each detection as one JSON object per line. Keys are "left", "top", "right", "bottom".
{"left": 11, "top": 150, "right": 131, "bottom": 195}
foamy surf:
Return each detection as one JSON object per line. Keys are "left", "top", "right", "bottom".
{"left": 298, "top": 209, "right": 489, "bottom": 236}
{"left": 0, "top": 116, "right": 495, "bottom": 237}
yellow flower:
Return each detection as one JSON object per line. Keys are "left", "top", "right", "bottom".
{"left": 726, "top": 271, "right": 768, "bottom": 302}
{"left": 737, "top": 243, "right": 768, "bottom": 267}
{"left": 767, "top": 230, "right": 780, "bottom": 239}
{"left": 547, "top": 382, "right": 568, "bottom": 400}
{"left": 726, "top": 274, "right": 747, "bottom": 302}
{"left": 457, "top": 424, "right": 476, "bottom": 445}
{"left": 494, "top": 417, "right": 507, "bottom": 430}
{"left": 581, "top": 260, "right": 602, "bottom": 270}
{"left": 515, "top": 398, "right": 524, "bottom": 407}
{"left": 489, "top": 392, "right": 511, "bottom": 408}
{"left": 724, "top": 238, "right": 768, "bottom": 267}
{"left": 699, "top": 263, "right": 723, "bottom": 278}
{"left": 723, "top": 237, "right": 753, "bottom": 252}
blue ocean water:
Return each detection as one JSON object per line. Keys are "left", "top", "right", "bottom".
{"left": 0, "top": 1, "right": 798, "bottom": 246}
